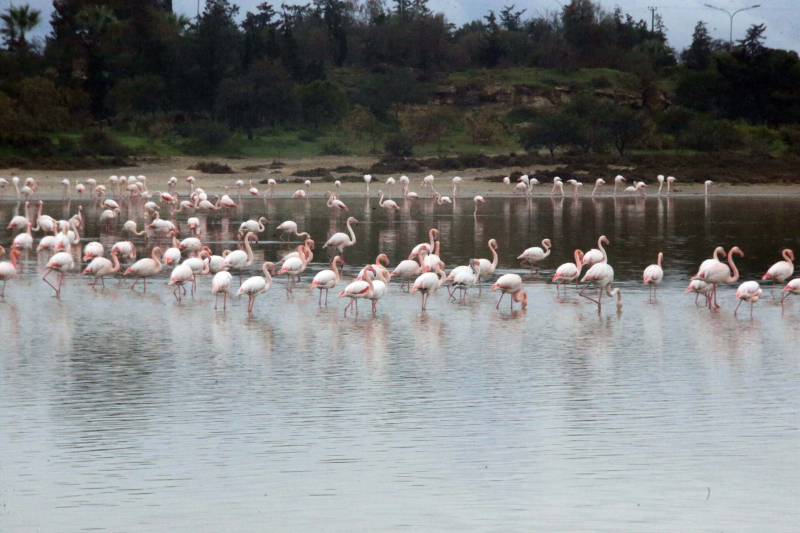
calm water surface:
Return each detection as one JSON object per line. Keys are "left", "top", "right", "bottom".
{"left": 1, "top": 194, "right": 799, "bottom": 532}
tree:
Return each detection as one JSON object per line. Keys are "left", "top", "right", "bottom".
{"left": 519, "top": 111, "right": 576, "bottom": 157}
{"left": 682, "top": 21, "right": 712, "bottom": 70}
{"left": 1, "top": 4, "right": 42, "bottom": 51}
{"left": 294, "top": 80, "right": 348, "bottom": 128}
{"left": 403, "top": 106, "right": 456, "bottom": 150}
{"left": 342, "top": 104, "right": 386, "bottom": 151}
{"left": 217, "top": 60, "right": 295, "bottom": 139}
{"left": 353, "top": 69, "right": 428, "bottom": 120}
{"left": 602, "top": 104, "right": 648, "bottom": 156}
{"left": 738, "top": 23, "right": 766, "bottom": 57}
{"left": 108, "top": 75, "right": 167, "bottom": 131}
{"left": 499, "top": 5, "right": 526, "bottom": 32}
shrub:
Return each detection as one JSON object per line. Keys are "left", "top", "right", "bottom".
{"left": 678, "top": 117, "right": 744, "bottom": 152}
{"left": 56, "top": 136, "right": 77, "bottom": 156}
{"left": 319, "top": 141, "right": 348, "bottom": 156}
{"left": 465, "top": 112, "right": 501, "bottom": 145}
{"left": 739, "top": 124, "right": 783, "bottom": 156}
{"left": 384, "top": 134, "right": 414, "bottom": 156}
{"left": 188, "top": 161, "right": 235, "bottom": 174}
{"left": 79, "top": 130, "right": 134, "bottom": 157}
{"left": 177, "top": 121, "right": 231, "bottom": 155}
{"left": 298, "top": 132, "right": 317, "bottom": 142}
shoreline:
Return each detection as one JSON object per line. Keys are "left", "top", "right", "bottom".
{"left": 3, "top": 155, "right": 800, "bottom": 197}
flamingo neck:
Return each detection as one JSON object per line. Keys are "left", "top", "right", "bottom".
{"left": 783, "top": 249, "right": 793, "bottom": 265}
{"left": 332, "top": 258, "right": 340, "bottom": 281}
{"left": 727, "top": 250, "right": 740, "bottom": 283}
{"left": 244, "top": 237, "right": 254, "bottom": 265}
{"left": 657, "top": 253, "right": 663, "bottom": 267}
{"left": 574, "top": 250, "right": 583, "bottom": 270}
{"left": 111, "top": 253, "right": 120, "bottom": 272}
{"left": 490, "top": 241, "right": 498, "bottom": 269}
{"left": 347, "top": 220, "right": 356, "bottom": 243}
{"left": 598, "top": 238, "right": 606, "bottom": 262}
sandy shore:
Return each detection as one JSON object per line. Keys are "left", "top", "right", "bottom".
{"left": 3, "top": 155, "right": 800, "bottom": 198}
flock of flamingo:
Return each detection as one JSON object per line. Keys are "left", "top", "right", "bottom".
{"left": 0, "top": 172, "right": 786, "bottom": 318}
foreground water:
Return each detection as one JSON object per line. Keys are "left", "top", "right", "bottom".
{"left": 1, "top": 194, "right": 800, "bottom": 532}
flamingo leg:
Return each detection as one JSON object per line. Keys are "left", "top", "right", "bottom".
{"left": 735, "top": 299, "right": 743, "bottom": 316}
{"left": 1, "top": 280, "right": 5, "bottom": 297}
{"left": 215, "top": 293, "right": 219, "bottom": 310}
{"left": 496, "top": 293, "right": 504, "bottom": 310}
{"left": 224, "top": 292, "right": 228, "bottom": 310}
{"left": 751, "top": 301, "right": 754, "bottom": 318}
{"left": 43, "top": 269, "right": 59, "bottom": 296}
{"left": 478, "top": 277, "right": 482, "bottom": 294}
{"left": 781, "top": 293, "right": 787, "bottom": 313}
{"left": 143, "top": 278, "right": 148, "bottom": 293}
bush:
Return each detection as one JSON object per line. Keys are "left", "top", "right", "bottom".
{"left": 188, "top": 161, "right": 235, "bottom": 174}
{"left": 319, "top": 141, "right": 348, "bottom": 156}
{"left": 177, "top": 121, "right": 231, "bottom": 155}
{"left": 56, "top": 136, "right": 77, "bottom": 156}
{"left": 739, "top": 124, "right": 783, "bottom": 156}
{"left": 679, "top": 117, "right": 744, "bottom": 152}
{"left": 79, "top": 130, "right": 134, "bottom": 157}
{"left": 465, "top": 112, "right": 501, "bottom": 145}
{"left": 384, "top": 134, "right": 414, "bottom": 156}
{"left": 298, "top": 132, "right": 317, "bottom": 142}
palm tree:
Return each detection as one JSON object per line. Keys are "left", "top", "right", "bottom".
{"left": 0, "top": 4, "right": 42, "bottom": 51}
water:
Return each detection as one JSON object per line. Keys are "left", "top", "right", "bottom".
{"left": 1, "top": 194, "right": 800, "bottom": 532}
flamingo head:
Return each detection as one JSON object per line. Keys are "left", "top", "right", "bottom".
{"left": 305, "top": 239, "right": 315, "bottom": 251}
{"left": 520, "top": 292, "right": 528, "bottom": 310}
{"left": 475, "top": 196, "right": 485, "bottom": 204}
{"left": 489, "top": 239, "right": 498, "bottom": 250}
{"left": 730, "top": 246, "right": 744, "bottom": 258}
{"left": 601, "top": 236, "right": 609, "bottom": 246}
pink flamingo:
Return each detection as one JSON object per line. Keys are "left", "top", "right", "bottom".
{"left": 735, "top": 281, "right": 762, "bottom": 318}
{"left": 124, "top": 247, "right": 163, "bottom": 293}
{"left": 238, "top": 262, "right": 275, "bottom": 314}
{"left": 762, "top": 249, "right": 794, "bottom": 296}
{"left": 339, "top": 265, "right": 376, "bottom": 316}
{"left": 212, "top": 271, "right": 233, "bottom": 310}
{"left": 410, "top": 261, "right": 447, "bottom": 311}
{"left": 222, "top": 232, "right": 255, "bottom": 284}
{"left": 323, "top": 217, "right": 358, "bottom": 262}
{"left": 581, "top": 235, "right": 609, "bottom": 267}
{"left": 692, "top": 246, "right": 743, "bottom": 309}
{"left": 43, "top": 243, "right": 75, "bottom": 299}
{"left": 518, "top": 239, "right": 552, "bottom": 275}
{"left": 276, "top": 220, "right": 310, "bottom": 242}
{"left": 168, "top": 263, "right": 195, "bottom": 302}
{"left": 409, "top": 229, "right": 439, "bottom": 259}
{"left": 311, "top": 255, "right": 344, "bottom": 306}
{"left": 392, "top": 249, "right": 425, "bottom": 291}
{"left": 0, "top": 247, "right": 21, "bottom": 296}
{"left": 781, "top": 279, "right": 800, "bottom": 312}
{"left": 491, "top": 274, "right": 528, "bottom": 311}
{"left": 580, "top": 239, "right": 622, "bottom": 312}
{"left": 552, "top": 249, "right": 584, "bottom": 297}
{"left": 278, "top": 244, "right": 311, "bottom": 292}
{"left": 83, "top": 250, "right": 120, "bottom": 289}
{"left": 476, "top": 238, "right": 498, "bottom": 293}
{"left": 643, "top": 252, "right": 664, "bottom": 301}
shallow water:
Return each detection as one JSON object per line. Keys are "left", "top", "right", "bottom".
{"left": 2, "top": 194, "right": 800, "bottom": 532}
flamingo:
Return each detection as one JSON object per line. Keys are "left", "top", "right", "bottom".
{"left": 503, "top": 176, "right": 511, "bottom": 190}
{"left": 386, "top": 177, "right": 396, "bottom": 197}
{"left": 392, "top": 249, "right": 425, "bottom": 292}
{"left": 552, "top": 250, "right": 585, "bottom": 297}
{"left": 179, "top": 237, "right": 203, "bottom": 255}
{"left": 323, "top": 217, "right": 359, "bottom": 261}
{"left": 473, "top": 196, "right": 484, "bottom": 216}
{"left": 163, "top": 236, "right": 182, "bottom": 267}
{"left": 111, "top": 241, "right": 137, "bottom": 262}
{"left": 452, "top": 176, "right": 462, "bottom": 197}
{"left": 123, "top": 220, "right": 148, "bottom": 241}
{"left": 277, "top": 238, "right": 315, "bottom": 266}
{"left": 11, "top": 176, "right": 20, "bottom": 197}
{"left": 75, "top": 181, "right": 86, "bottom": 198}
{"left": 763, "top": 249, "right": 794, "bottom": 295}
{"left": 337, "top": 266, "right": 375, "bottom": 316}
{"left": 409, "top": 229, "right": 439, "bottom": 259}
{"left": 566, "top": 179, "right": 583, "bottom": 197}
{"left": 276, "top": 221, "right": 311, "bottom": 242}
{"left": 267, "top": 179, "right": 277, "bottom": 197}
{"left": 666, "top": 176, "right": 676, "bottom": 194}
{"left": 703, "top": 180, "right": 713, "bottom": 196}
{"left": 592, "top": 179, "right": 605, "bottom": 197}
{"left": 83, "top": 241, "right": 104, "bottom": 261}
{"left": 334, "top": 180, "right": 341, "bottom": 197}
{"left": 7, "top": 201, "right": 30, "bottom": 232}
{"left": 31, "top": 201, "right": 57, "bottom": 233}
{"left": 657, "top": 175, "right": 665, "bottom": 195}
{"left": 692, "top": 246, "right": 743, "bottom": 309}
{"left": 292, "top": 189, "right": 306, "bottom": 200}
{"left": 476, "top": 239, "right": 498, "bottom": 293}
{"left": 366, "top": 268, "right": 390, "bottom": 313}
{"left": 219, "top": 187, "right": 237, "bottom": 210}
{"left": 357, "top": 254, "right": 391, "bottom": 283}
{"left": 277, "top": 245, "right": 310, "bottom": 291}
{"left": 222, "top": 232, "right": 255, "bottom": 284}
{"left": 168, "top": 263, "right": 195, "bottom": 302}
{"left": 249, "top": 180, "right": 259, "bottom": 197}
{"left": 206, "top": 248, "right": 230, "bottom": 274}
{"left": 434, "top": 192, "right": 452, "bottom": 205}
{"left": 518, "top": 239, "right": 552, "bottom": 275}
{"left": 421, "top": 174, "right": 434, "bottom": 196}
{"left": 643, "top": 252, "right": 664, "bottom": 300}
{"left": 580, "top": 250, "right": 622, "bottom": 312}
{"left": 182, "top": 254, "right": 211, "bottom": 295}
{"left": 238, "top": 217, "right": 268, "bottom": 241}
{"left": 613, "top": 175, "right": 626, "bottom": 195}
{"left": 364, "top": 174, "right": 372, "bottom": 197}
{"left": 311, "top": 255, "right": 344, "bottom": 306}
{"left": 212, "top": 271, "right": 233, "bottom": 310}
{"left": 99, "top": 208, "right": 120, "bottom": 231}
{"left": 448, "top": 258, "right": 481, "bottom": 302}
{"left": 581, "top": 236, "right": 610, "bottom": 268}
{"left": 551, "top": 177, "right": 564, "bottom": 197}
{"left": 781, "top": 279, "right": 800, "bottom": 312}
{"left": 735, "top": 281, "right": 762, "bottom": 318}
{"left": 0, "top": 247, "right": 21, "bottom": 296}
{"left": 685, "top": 279, "right": 714, "bottom": 305}
{"left": 43, "top": 242, "right": 75, "bottom": 299}
{"left": 378, "top": 190, "right": 399, "bottom": 221}
{"left": 410, "top": 261, "right": 446, "bottom": 311}
{"left": 37, "top": 230, "right": 58, "bottom": 255}
{"left": 694, "top": 246, "right": 727, "bottom": 278}
{"left": 83, "top": 251, "right": 120, "bottom": 289}
{"left": 235, "top": 179, "right": 244, "bottom": 199}
{"left": 491, "top": 274, "right": 528, "bottom": 311}
{"left": 326, "top": 191, "right": 349, "bottom": 214}
{"left": 125, "top": 247, "right": 163, "bottom": 292}
{"left": 13, "top": 225, "right": 33, "bottom": 251}
{"left": 187, "top": 217, "right": 202, "bottom": 238}
{"left": 423, "top": 240, "right": 442, "bottom": 273}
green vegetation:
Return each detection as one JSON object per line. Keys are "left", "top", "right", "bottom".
{"left": 1, "top": 0, "right": 800, "bottom": 172}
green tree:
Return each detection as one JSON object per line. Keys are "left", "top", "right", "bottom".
{"left": 519, "top": 111, "right": 577, "bottom": 157}
{"left": 681, "top": 21, "right": 712, "bottom": 70}
{"left": 294, "top": 80, "right": 348, "bottom": 129}
{"left": 1, "top": 4, "right": 41, "bottom": 51}
{"left": 108, "top": 75, "right": 167, "bottom": 131}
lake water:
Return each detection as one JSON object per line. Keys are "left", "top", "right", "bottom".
{"left": 1, "top": 194, "right": 799, "bottom": 532}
